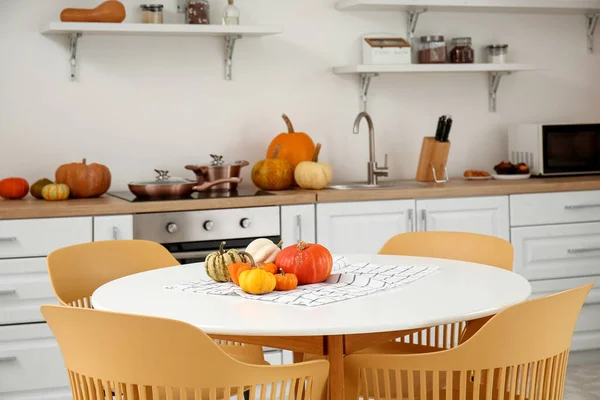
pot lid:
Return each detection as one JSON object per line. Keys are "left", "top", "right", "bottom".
{"left": 129, "top": 170, "right": 194, "bottom": 186}
{"left": 187, "top": 155, "right": 250, "bottom": 169}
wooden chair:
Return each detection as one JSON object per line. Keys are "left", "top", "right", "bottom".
{"left": 46, "top": 240, "right": 265, "bottom": 365}
{"left": 345, "top": 283, "right": 593, "bottom": 400}
{"left": 378, "top": 232, "right": 514, "bottom": 349}
{"left": 41, "top": 305, "right": 329, "bottom": 400}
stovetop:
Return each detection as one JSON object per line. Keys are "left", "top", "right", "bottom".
{"left": 109, "top": 189, "right": 274, "bottom": 202}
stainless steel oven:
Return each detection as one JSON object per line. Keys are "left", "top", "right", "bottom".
{"left": 133, "top": 207, "right": 281, "bottom": 264}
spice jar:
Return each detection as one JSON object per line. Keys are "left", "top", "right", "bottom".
{"left": 418, "top": 36, "right": 447, "bottom": 64}
{"left": 449, "top": 37, "right": 474, "bottom": 63}
{"left": 187, "top": 0, "right": 210, "bottom": 24}
{"left": 140, "top": 4, "right": 164, "bottom": 24}
{"left": 486, "top": 44, "right": 509, "bottom": 64}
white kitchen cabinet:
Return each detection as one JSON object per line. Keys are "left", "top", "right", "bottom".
{"left": 94, "top": 215, "right": 133, "bottom": 241}
{"left": 281, "top": 205, "right": 315, "bottom": 245}
{"left": 0, "top": 217, "right": 92, "bottom": 259}
{"left": 316, "top": 200, "right": 416, "bottom": 254}
{"left": 0, "top": 323, "right": 70, "bottom": 399}
{"left": 511, "top": 190, "right": 600, "bottom": 227}
{"left": 512, "top": 222, "right": 600, "bottom": 280}
{"left": 416, "top": 196, "right": 510, "bottom": 241}
{"left": 0, "top": 258, "right": 57, "bottom": 325}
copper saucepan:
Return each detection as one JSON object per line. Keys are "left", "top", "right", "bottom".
{"left": 128, "top": 170, "right": 241, "bottom": 199}
{"left": 186, "top": 154, "right": 249, "bottom": 191}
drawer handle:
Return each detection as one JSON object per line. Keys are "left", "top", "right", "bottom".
{"left": 565, "top": 204, "right": 600, "bottom": 210}
{"left": 568, "top": 247, "right": 600, "bottom": 254}
{"left": 0, "top": 356, "right": 17, "bottom": 362}
{"left": 0, "top": 237, "right": 17, "bottom": 242}
{"left": 0, "top": 289, "right": 16, "bottom": 296}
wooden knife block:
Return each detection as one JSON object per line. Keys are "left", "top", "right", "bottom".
{"left": 416, "top": 137, "right": 451, "bottom": 182}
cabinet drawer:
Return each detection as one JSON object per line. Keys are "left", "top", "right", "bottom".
{"left": 512, "top": 222, "right": 600, "bottom": 280}
{"left": 510, "top": 190, "right": 600, "bottom": 227}
{"left": 0, "top": 217, "right": 92, "bottom": 259}
{"left": 0, "top": 258, "right": 58, "bottom": 325}
{"left": 0, "top": 323, "right": 69, "bottom": 394}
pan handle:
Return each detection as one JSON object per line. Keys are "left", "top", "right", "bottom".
{"left": 193, "top": 177, "right": 242, "bottom": 191}
{"left": 234, "top": 160, "right": 250, "bottom": 167}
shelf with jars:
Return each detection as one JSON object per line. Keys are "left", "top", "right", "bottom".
{"left": 40, "top": 22, "right": 283, "bottom": 81}
{"left": 335, "top": 0, "right": 600, "bottom": 53}
{"left": 332, "top": 63, "right": 538, "bottom": 113}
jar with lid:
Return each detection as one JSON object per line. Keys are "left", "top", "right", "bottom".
{"left": 449, "top": 37, "right": 474, "bottom": 64}
{"left": 486, "top": 44, "right": 508, "bottom": 64}
{"left": 187, "top": 0, "right": 210, "bottom": 24}
{"left": 140, "top": 4, "right": 164, "bottom": 24}
{"left": 418, "top": 36, "right": 447, "bottom": 64}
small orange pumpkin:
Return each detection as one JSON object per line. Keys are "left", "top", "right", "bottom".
{"left": 0, "top": 178, "right": 29, "bottom": 200}
{"left": 251, "top": 145, "right": 294, "bottom": 191}
{"left": 228, "top": 252, "right": 279, "bottom": 286}
{"left": 274, "top": 269, "right": 298, "bottom": 291}
{"left": 266, "top": 114, "right": 315, "bottom": 169}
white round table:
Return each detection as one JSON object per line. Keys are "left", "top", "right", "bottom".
{"left": 92, "top": 254, "right": 531, "bottom": 400}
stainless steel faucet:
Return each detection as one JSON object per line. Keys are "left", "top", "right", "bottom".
{"left": 353, "top": 112, "right": 389, "bottom": 185}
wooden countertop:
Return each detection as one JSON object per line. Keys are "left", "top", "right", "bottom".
{"left": 316, "top": 175, "right": 600, "bottom": 202}
{"left": 1, "top": 176, "right": 599, "bottom": 220}
{"left": 0, "top": 190, "right": 317, "bottom": 220}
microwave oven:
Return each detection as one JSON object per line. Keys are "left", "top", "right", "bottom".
{"left": 508, "top": 123, "right": 600, "bottom": 176}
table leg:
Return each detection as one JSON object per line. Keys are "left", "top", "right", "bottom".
{"left": 326, "top": 335, "right": 344, "bottom": 400}
{"left": 293, "top": 352, "right": 304, "bottom": 363}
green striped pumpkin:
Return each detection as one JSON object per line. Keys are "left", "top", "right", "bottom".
{"left": 205, "top": 241, "right": 249, "bottom": 282}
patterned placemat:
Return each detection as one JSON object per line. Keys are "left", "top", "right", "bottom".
{"left": 164, "top": 257, "right": 438, "bottom": 307}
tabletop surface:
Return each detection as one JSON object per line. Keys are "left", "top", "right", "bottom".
{"left": 91, "top": 254, "right": 532, "bottom": 336}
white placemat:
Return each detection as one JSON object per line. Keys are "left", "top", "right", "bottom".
{"left": 164, "top": 257, "right": 438, "bottom": 307}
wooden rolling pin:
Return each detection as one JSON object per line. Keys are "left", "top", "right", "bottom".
{"left": 60, "top": 0, "right": 126, "bottom": 23}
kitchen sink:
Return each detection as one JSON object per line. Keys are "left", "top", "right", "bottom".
{"left": 328, "top": 181, "right": 428, "bottom": 190}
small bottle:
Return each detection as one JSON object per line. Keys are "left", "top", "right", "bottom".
{"left": 222, "top": 0, "right": 240, "bottom": 25}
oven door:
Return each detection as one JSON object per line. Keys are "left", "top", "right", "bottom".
{"left": 162, "top": 236, "right": 281, "bottom": 264}
{"left": 542, "top": 124, "right": 600, "bottom": 175}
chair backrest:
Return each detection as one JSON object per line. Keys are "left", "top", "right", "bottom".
{"left": 379, "top": 232, "right": 514, "bottom": 270}
{"left": 345, "top": 283, "right": 593, "bottom": 400}
{"left": 41, "top": 305, "right": 329, "bottom": 400}
{"left": 47, "top": 240, "right": 179, "bottom": 307}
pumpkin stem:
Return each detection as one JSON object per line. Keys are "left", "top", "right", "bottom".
{"left": 282, "top": 114, "right": 295, "bottom": 134}
{"left": 312, "top": 143, "right": 322, "bottom": 162}
{"left": 278, "top": 268, "right": 286, "bottom": 276}
{"left": 218, "top": 241, "right": 226, "bottom": 255}
{"left": 297, "top": 241, "right": 310, "bottom": 251}
{"left": 238, "top": 251, "right": 256, "bottom": 268}
{"left": 82, "top": 158, "right": 87, "bottom": 165}
{"left": 276, "top": 240, "right": 283, "bottom": 248}
{"left": 272, "top": 144, "right": 281, "bottom": 159}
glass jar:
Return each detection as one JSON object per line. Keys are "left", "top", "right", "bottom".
{"left": 187, "top": 0, "right": 210, "bottom": 24}
{"left": 222, "top": 0, "right": 240, "bottom": 25}
{"left": 140, "top": 4, "right": 164, "bottom": 24}
{"left": 449, "top": 37, "right": 474, "bottom": 64}
{"left": 486, "top": 44, "right": 509, "bottom": 64}
{"left": 418, "top": 36, "right": 447, "bottom": 64}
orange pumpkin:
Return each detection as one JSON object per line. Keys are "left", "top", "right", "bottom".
{"left": 266, "top": 115, "right": 315, "bottom": 169}
{"left": 276, "top": 241, "right": 333, "bottom": 285}
{"left": 274, "top": 269, "right": 298, "bottom": 291}
{"left": 251, "top": 145, "right": 294, "bottom": 191}
{"left": 0, "top": 178, "right": 29, "bottom": 200}
{"left": 55, "top": 158, "right": 111, "bottom": 198}
{"left": 228, "top": 252, "right": 279, "bottom": 286}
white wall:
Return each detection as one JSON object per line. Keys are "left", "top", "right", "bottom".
{"left": 1, "top": 0, "right": 599, "bottom": 190}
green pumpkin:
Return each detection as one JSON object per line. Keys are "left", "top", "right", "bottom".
{"left": 205, "top": 241, "right": 249, "bottom": 282}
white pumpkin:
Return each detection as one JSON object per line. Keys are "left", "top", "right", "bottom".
{"left": 294, "top": 143, "right": 332, "bottom": 190}
{"left": 245, "top": 238, "right": 283, "bottom": 263}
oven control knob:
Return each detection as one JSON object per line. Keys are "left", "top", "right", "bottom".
{"left": 166, "top": 223, "right": 178, "bottom": 234}
{"left": 203, "top": 220, "right": 215, "bottom": 231}
{"left": 240, "top": 218, "right": 251, "bottom": 229}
